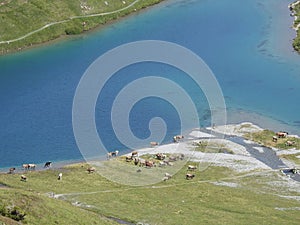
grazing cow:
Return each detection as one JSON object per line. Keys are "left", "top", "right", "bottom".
{"left": 28, "top": 164, "right": 36, "bottom": 170}
{"left": 8, "top": 167, "right": 16, "bottom": 174}
{"left": 139, "top": 159, "right": 146, "bottom": 167}
{"left": 150, "top": 142, "right": 159, "bottom": 147}
{"left": 286, "top": 141, "right": 296, "bottom": 146}
{"left": 188, "top": 165, "right": 197, "bottom": 171}
{"left": 22, "top": 164, "right": 30, "bottom": 170}
{"left": 131, "top": 151, "right": 138, "bottom": 158}
{"left": 168, "top": 156, "right": 178, "bottom": 162}
{"left": 58, "top": 173, "right": 62, "bottom": 180}
{"left": 179, "top": 153, "right": 185, "bottom": 160}
{"left": 159, "top": 161, "right": 167, "bottom": 167}
{"left": 87, "top": 167, "right": 96, "bottom": 174}
{"left": 165, "top": 173, "right": 172, "bottom": 179}
{"left": 125, "top": 155, "right": 133, "bottom": 162}
{"left": 134, "top": 157, "right": 140, "bottom": 166}
{"left": 173, "top": 135, "right": 184, "bottom": 143}
{"left": 276, "top": 132, "right": 288, "bottom": 138}
{"left": 20, "top": 175, "right": 27, "bottom": 182}
{"left": 107, "top": 150, "right": 119, "bottom": 159}
{"left": 145, "top": 160, "right": 155, "bottom": 168}
{"left": 44, "top": 161, "right": 52, "bottom": 168}
{"left": 272, "top": 136, "right": 278, "bottom": 142}
{"left": 186, "top": 173, "right": 195, "bottom": 180}
{"left": 155, "top": 153, "right": 166, "bottom": 160}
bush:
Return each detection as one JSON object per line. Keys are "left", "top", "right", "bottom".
{"left": 0, "top": 204, "right": 26, "bottom": 222}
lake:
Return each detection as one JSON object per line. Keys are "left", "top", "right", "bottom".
{"left": 0, "top": 0, "right": 299, "bottom": 168}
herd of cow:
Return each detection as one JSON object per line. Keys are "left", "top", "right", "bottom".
{"left": 6, "top": 161, "right": 53, "bottom": 182}
{"left": 272, "top": 131, "right": 297, "bottom": 146}
{"left": 120, "top": 149, "right": 197, "bottom": 180}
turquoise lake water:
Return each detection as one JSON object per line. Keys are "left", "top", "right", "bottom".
{"left": 0, "top": 0, "right": 300, "bottom": 168}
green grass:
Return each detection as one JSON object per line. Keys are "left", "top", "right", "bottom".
{"left": 0, "top": 161, "right": 300, "bottom": 224}
{"left": 194, "top": 141, "right": 234, "bottom": 154}
{"left": 0, "top": 0, "right": 164, "bottom": 54}
{"left": 291, "top": 2, "right": 300, "bottom": 52}
{"left": 244, "top": 129, "right": 300, "bottom": 150}
{"left": 280, "top": 154, "right": 300, "bottom": 166}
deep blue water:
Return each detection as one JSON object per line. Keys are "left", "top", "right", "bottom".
{"left": 0, "top": 0, "right": 300, "bottom": 168}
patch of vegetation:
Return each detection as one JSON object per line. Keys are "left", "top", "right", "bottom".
{"left": 0, "top": 204, "right": 26, "bottom": 222}
{"left": 280, "top": 154, "right": 300, "bottom": 166}
{"left": 290, "top": 1, "right": 300, "bottom": 52}
{"left": 194, "top": 141, "right": 234, "bottom": 154}
{"left": 0, "top": 0, "right": 164, "bottom": 55}
{"left": 244, "top": 130, "right": 300, "bottom": 150}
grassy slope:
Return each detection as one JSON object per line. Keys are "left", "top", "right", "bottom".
{"left": 0, "top": 0, "right": 164, "bottom": 55}
{"left": 292, "top": 2, "right": 300, "bottom": 51}
{"left": 0, "top": 162, "right": 299, "bottom": 225}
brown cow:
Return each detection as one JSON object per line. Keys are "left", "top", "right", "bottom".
{"left": 276, "top": 132, "right": 288, "bottom": 138}
{"left": 145, "top": 160, "right": 155, "bottom": 168}
{"left": 173, "top": 135, "right": 184, "bottom": 143}
{"left": 150, "top": 142, "right": 159, "bottom": 147}
{"left": 286, "top": 141, "right": 296, "bottom": 146}
{"left": 131, "top": 151, "right": 138, "bottom": 157}
{"left": 8, "top": 167, "right": 16, "bottom": 174}
{"left": 87, "top": 167, "right": 96, "bottom": 174}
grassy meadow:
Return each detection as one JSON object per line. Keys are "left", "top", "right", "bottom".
{"left": 0, "top": 160, "right": 300, "bottom": 224}
{"left": 0, "top": 0, "right": 164, "bottom": 54}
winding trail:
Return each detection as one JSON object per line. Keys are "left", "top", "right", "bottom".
{"left": 0, "top": 0, "right": 140, "bottom": 44}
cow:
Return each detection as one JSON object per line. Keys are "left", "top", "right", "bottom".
{"left": 188, "top": 165, "right": 197, "bottom": 171}
{"left": 125, "top": 155, "right": 133, "bottom": 162}
{"left": 286, "top": 141, "right": 296, "bottom": 146}
{"left": 28, "top": 164, "right": 36, "bottom": 170}
{"left": 58, "top": 173, "right": 62, "bottom": 180}
{"left": 20, "top": 175, "right": 27, "bottom": 182}
{"left": 150, "top": 142, "right": 159, "bottom": 147}
{"left": 179, "top": 153, "right": 185, "bottom": 160}
{"left": 276, "top": 132, "right": 288, "bottom": 138}
{"left": 134, "top": 157, "right": 140, "bottom": 166}
{"left": 145, "top": 160, "right": 155, "bottom": 168}
{"left": 186, "top": 173, "right": 195, "bottom": 180}
{"left": 22, "top": 164, "right": 30, "bottom": 170}
{"left": 44, "top": 161, "right": 52, "bottom": 168}
{"left": 155, "top": 153, "right": 166, "bottom": 160}
{"left": 8, "top": 167, "right": 16, "bottom": 174}
{"left": 163, "top": 174, "right": 172, "bottom": 181}
{"left": 173, "top": 135, "right": 184, "bottom": 143}
{"left": 168, "top": 155, "right": 178, "bottom": 162}
{"left": 159, "top": 161, "right": 167, "bottom": 167}
{"left": 139, "top": 159, "right": 146, "bottom": 167}
{"left": 107, "top": 150, "right": 119, "bottom": 159}
{"left": 131, "top": 151, "right": 138, "bottom": 158}
{"left": 87, "top": 167, "right": 96, "bottom": 174}
{"left": 272, "top": 136, "right": 278, "bottom": 142}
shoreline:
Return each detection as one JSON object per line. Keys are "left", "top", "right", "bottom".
{"left": 2, "top": 121, "right": 299, "bottom": 174}
{"left": 289, "top": 1, "right": 300, "bottom": 52}
{"left": 0, "top": 0, "right": 165, "bottom": 56}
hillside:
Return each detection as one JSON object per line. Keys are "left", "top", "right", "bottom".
{"left": 0, "top": 0, "right": 163, "bottom": 55}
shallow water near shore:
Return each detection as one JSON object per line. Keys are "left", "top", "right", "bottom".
{"left": 0, "top": 0, "right": 300, "bottom": 168}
